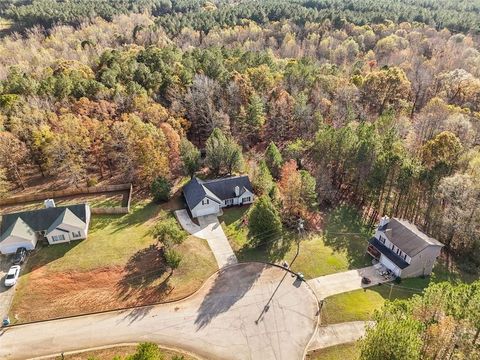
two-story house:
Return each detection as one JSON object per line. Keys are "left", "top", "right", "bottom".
{"left": 367, "top": 216, "right": 444, "bottom": 278}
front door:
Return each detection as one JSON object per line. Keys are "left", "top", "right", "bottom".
{"left": 225, "top": 198, "right": 234, "bottom": 206}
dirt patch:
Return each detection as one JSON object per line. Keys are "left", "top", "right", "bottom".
{"left": 10, "top": 245, "right": 195, "bottom": 323}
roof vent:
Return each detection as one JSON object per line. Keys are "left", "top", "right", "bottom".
{"left": 234, "top": 186, "right": 240, "bottom": 197}
{"left": 44, "top": 199, "right": 56, "bottom": 208}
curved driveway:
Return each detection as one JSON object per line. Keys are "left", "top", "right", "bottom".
{"left": 0, "top": 263, "right": 319, "bottom": 360}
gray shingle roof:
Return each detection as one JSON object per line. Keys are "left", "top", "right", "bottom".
{"left": 0, "top": 217, "right": 36, "bottom": 243}
{"left": 46, "top": 208, "right": 87, "bottom": 234}
{"left": 383, "top": 218, "right": 444, "bottom": 257}
{"left": 0, "top": 204, "right": 88, "bottom": 236}
{"left": 183, "top": 176, "right": 253, "bottom": 210}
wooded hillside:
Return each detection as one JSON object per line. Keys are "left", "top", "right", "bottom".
{"left": 0, "top": 1, "right": 479, "bottom": 271}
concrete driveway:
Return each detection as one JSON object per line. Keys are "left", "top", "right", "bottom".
{"left": 0, "top": 255, "right": 15, "bottom": 321}
{"left": 307, "top": 266, "right": 389, "bottom": 299}
{"left": 175, "top": 210, "right": 237, "bottom": 268}
{"left": 0, "top": 263, "right": 319, "bottom": 360}
{"left": 307, "top": 321, "right": 374, "bottom": 350}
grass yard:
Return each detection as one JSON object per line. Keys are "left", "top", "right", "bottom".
{"left": 10, "top": 199, "right": 217, "bottom": 323}
{"left": 306, "top": 343, "right": 359, "bottom": 360}
{"left": 51, "top": 345, "right": 197, "bottom": 360}
{"left": 320, "top": 259, "right": 477, "bottom": 325}
{"left": 220, "top": 205, "right": 372, "bottom": 278}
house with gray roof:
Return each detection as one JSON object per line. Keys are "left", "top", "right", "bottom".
{"left": 183, "top": 176, "right": 254, "bottom": 218}
{"left": 367, "top": 216, "right": 444, "bottom": 278}
{"left": 0, "top": 203, "right": 91, "bottom": 254}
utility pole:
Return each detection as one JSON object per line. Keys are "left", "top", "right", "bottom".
{"left": 290, "top": 217, "right": 304, "bottom": 267}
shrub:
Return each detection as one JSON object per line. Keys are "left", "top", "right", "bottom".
{"left": 127, "top": 342, "right": 164, "bottom": 360}
{"left": 154, "top": 217, "right": 186, "bottom": 248}
{"left": 86, "top": 176, "right": 98, "bottom": 187}
{"left": 151, "top": 176, "right": 171, "bottom": 203}
{"left": 164, "top": 248, "right": 182, "bottom": 272}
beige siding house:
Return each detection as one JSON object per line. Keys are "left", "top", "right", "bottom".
{"left": 367, "top": 216, "right": 444, "bottom": 278}
{"left": 0, "top": 204, "right": 91, "bottom": 254}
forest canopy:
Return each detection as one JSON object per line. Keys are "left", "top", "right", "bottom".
{"left": 0, "top": 1, "right": 479, "bottom": 272}
{"left": 2, "top": 0, "right": 480, "bottom": 34}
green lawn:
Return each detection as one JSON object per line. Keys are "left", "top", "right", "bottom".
{"left": 24, "top": 200, "right": 164, "bottom": 272}
{"left": 10, "top": 198, "right": 217, "bottom": 322}
{"left": 307, "top": 343, "right": 359, "bottom": 360}
{"left": 320, "top": 261, "right": 476, "bottom": 325}
{"left": 220, "top": 205, "right": 372, "bottom": 278}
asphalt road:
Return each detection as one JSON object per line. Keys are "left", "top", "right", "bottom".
{"left": 0, "top": 263, "right": 319, "bottom": 360}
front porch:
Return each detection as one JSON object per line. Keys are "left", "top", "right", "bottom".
{"left": 367, "top": 237, "right": 409, "bottom": 276}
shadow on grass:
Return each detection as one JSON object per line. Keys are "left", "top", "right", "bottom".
{"left": 323, "top": 206, "right": 373, "bottom": 269}
{"left": 116, "top": 244, "right": 173, "bottom": 307}
{"left": 21, "top": 241, "right": 82, "bottom": 275}
{"left": 195, "top": 263, "right": 264, "bottom": 329}
{"left": 235, "top": 233, "right": 294, "bottom": 264}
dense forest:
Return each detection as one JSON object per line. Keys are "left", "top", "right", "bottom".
{"left": 0, "top": 1, "right": 479, "bottom": 274}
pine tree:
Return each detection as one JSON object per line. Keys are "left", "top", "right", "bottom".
{"left": 248, "top": 195, "right": 282, "bottom": 247}
{"left": 265, "top": 142, "right": 283, "bottom": 179}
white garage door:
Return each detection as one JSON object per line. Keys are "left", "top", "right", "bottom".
{"left": 0, "top": 240, "right": 35, "bottom": 255}
{"left": 193, "top": 204, "right": 219, "bottom": 217}
{"left": 380, "top": 254, "right": 402, "bottom": 276}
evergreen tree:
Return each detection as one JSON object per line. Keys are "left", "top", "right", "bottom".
{"left": 265, "top": 142, "right": 283, "bottom": 179}
{"left": 180, "top": 138, "right": 201, "bottom": 178}
{"left": 248, "top": 195, "right": 282, "bottom": 247}
{"left": 252, "top": 160, "right": 273, "bottom": 195}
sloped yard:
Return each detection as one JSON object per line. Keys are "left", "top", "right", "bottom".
{"left": 9, "top": 200, "right": 217, "bottom": 323}
{"left": 220, "top": 205, "right": 372, "bottom": 278}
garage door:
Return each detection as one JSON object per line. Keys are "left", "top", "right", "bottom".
{"left": 193, "top": 204, "right": 219, "bottom": 217}
{"left": 380, "top": 255, "right": 401, "bottom": 276}
{"left": 0, "top": 241, "right": 35, "bottom": 255}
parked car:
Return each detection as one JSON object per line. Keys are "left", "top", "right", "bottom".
{"left": 4, "top": 265, "right": 20, "bottom": 287}
{"left": 12, "top": 247, "right": 27, "bottom": 265}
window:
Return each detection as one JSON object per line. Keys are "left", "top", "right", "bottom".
{"left": 404, "top": 254, "right": 407, "bottom": 260}
{"left": 72, "top": 231, "right": 82, "bottom": 238}
{"left": 202, "top": 199, "right": 210, "bottom": 205}
{"left": 379, "top": 236, "right": 386, "bottom": 244}
{"left": 52, "top": 234, "right": 65, "bottom": 242}
{"left": 243, "top": 197, "right": 251, "bottom": 202}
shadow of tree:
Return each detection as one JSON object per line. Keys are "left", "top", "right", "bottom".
{"left": 322, "top": 206, "right": 373, "bottom": 269}
{"left": 194, "top": 263, "right": 265, "bottom": 329}
{"left": 235, "top": 235, "right": 294, "bottom": 264}
{"left": 20, "top": 240, "right": 82, "bottom": 275}
{"left": 116, "top": 244, "right": 173, "bottom": 306}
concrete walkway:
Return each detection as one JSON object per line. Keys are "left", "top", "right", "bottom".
{"left": 175, "top": 210, "right": 237, "bottom": 268}
{"left": 307, "top": 321, "right": 374, "bottom": 350}
{"left": 0, "top": 263, "right": 319, "bottom": 360}
{"left": 307, "top": 266, "right": 389, "bottom": 299}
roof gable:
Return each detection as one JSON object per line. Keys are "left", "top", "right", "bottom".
{"left": 382, "top": 218, "right": 443, "bottom": 257}
{"left": 0, "top": 204, "right": 89, "bottom": 236}
{"left": 0, "top": 217, "right": 36, "bottom": 243}
{"left": 183, "top": 176, "right": 253, "bottom": 210}
{"left": 46, "top": 208, "right": 86, "bottom": 234}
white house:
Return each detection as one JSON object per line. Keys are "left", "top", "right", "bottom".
{"left": 367, "top": 216, "right": 444, "bottom": 278}
{"left": 0, "top": 203, "right": 91, "bottom": 254}
{"left": 183, "top": 176, "right": 254, "bottom": 218}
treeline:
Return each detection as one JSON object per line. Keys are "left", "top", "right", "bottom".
{"left": 0, "top": 11, "right": 479, "bottom": 268}
{"left": 360, "top": 280, "right": 480, "bottom": 360}
{"left": 2, "top": 0, "right": 480, "bottom": 35}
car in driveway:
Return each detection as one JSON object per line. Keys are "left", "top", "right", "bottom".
{"left": 12, "top": 247, "right": 27, "bottom": 265}
{"left": 4, "top": 265, "right": 20, "bottom": 287}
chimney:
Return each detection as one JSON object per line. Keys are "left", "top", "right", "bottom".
{"left": 379, "top": 215, "right": 390, "bottom": 228}
{"left": 44, "top": 199, "right": 56, "bottom": 208}
{"left": 234, "top": 186, "right": 240, "bottom": 197}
